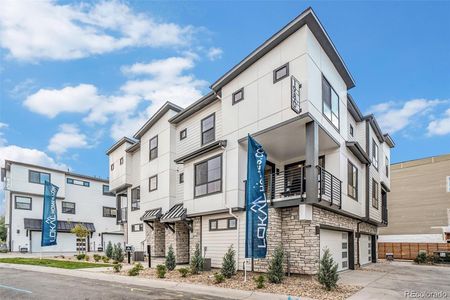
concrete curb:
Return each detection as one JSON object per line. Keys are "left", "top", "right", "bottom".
{"left": 0, "top": 263, "right": 312, "bottom": 300}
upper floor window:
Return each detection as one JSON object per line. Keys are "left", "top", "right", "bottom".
{"left": 385, "top": 156, "right": 389, "bottom": 177}
{"left": 350, "top": 124, "right": 354, "bottom": 137}
{"left": 131, "top": 186, "right": 140, "bottom": 211}
{"left": 149, "top": 136, "right": 158, "bottom": 160}
{"left": 110, "top": 163, "right": 114, "bottom": 171}
{"left": 29, "top": 170, "right": 50, "bottom": 185}
{"left": 67, "top": 178, "right": 90, "bottom": 187}
{"left": 195, "top": 155, "right": 222, "bottom": 197}
{"left": 131, "top": 223, "right": 143, "bottom": 232}
{"left": 149, "top": 175, "right": 158, "bottom": 192}
{"left": 103, "top": 206, "right": 116, "bottom": 218}
{"left": 372, "top": 139, "right": 379, "bottom": 170}
{"left": 179, "top": 173, "right": 184, "bottom": 184}
{"left": 201, "top": 113, "right": 215, "bottom": 145}
{"left": 180, "top": 129, "right": 187, "bottom": 140}
{"left": 232, "top": 88, "right": 244, "bottom": 105}
{"left": 322, "top": 76, "right": 340, "bottom": 130}
{"left": 62, "top": 201, "right": 75, "bottom": 214}
{"left": 347, "top": 161, "right": 358, "bottom": 200}
{"left": 120, "top": 157, "right": 124, "bottom": 165}
{"left": 15, "top": 196, "right": 31, "bottom": 210}
{"left": 102, "top": 185, "right": 114, "bottom": 196}
{"left": 273, "top": 63, "right": 289, "bottom": 83}
{"left": 372, "top": 179, "right": 379, "bottom": 209}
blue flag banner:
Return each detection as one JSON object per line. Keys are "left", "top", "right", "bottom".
{"left": 41, "top": 181, "right": 59, "bottom": 247}
{"left": 245, "top": 134, "right": 268, "bottom": 259}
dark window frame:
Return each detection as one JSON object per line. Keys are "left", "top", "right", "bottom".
{"left": 273, "top": 63, "right": 289, "bottom": 83}
{"left": 372, "top": 139, "right": 379, "bottom": 170}
{"left": 232, "top": 88, "right": 244, "bottom": 105}
{"left": 131, "top": 186, "right": 140, "bottom": 211}
{"left": 120, "top": 157, "right": 124, "bottom": 165}
{"left": 67, "top": 178, "right": 90, "bottom": 187}
{"left": 28, "top": 170, "right": 51, "bottom": 185}
{"left": 194, "top": 154, "right": 222, "bottom": 198}
{"left": 350, "top": 124, "right": 354, "bottom": 137}
{"left": 149, "top": 135, "right": 158, "bottom": 161}
{"left": 149, "top": 175, "right": 158, "bottom": 192}
{"left": 201, "top": 113, "right": 216, "bottom": 146}
{"left": 103, "top": 185, "right": 114, "bottom": 196}
{"left": 179, "top": 172, "right": 184, "bottom": 184}
{"left": 110, "top": 163, "right": 114, "bottom": 171}
{"left": 131, "top": 223, "right": 143, "bottom": 232}
{"left": 209, "top": 217, "right": 237, "bottom": 231}
{"left": 103, "top": 206, "right": 117, "bottom": 218}
{"left": 321, "top": 75, "right": 340, "bottom": 131}
{"left": 15, "top": 196, "right": 32, "bottom": 210}
{"left": 180, "top": 128, "right": 187, "bottom": 140}
{"left": 372, "top": 179, "right": 379, "bottom": 209}
{"left": 347, "top": 160, "right": 358, "bottom": 201}
{"left": 385, "top": 156, "right": 389, "bottom": 177}
{"left": 62, "top": 201, "right": 76, "bottom": 214}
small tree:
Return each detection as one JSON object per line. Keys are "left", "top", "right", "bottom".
{"left": 165, "top": 245, "right": 176, "bottom": 271}
{"left": 114, "top": 243, "right": 124, "bottom": 262}
{"left": 318, "top": 248, "right": 339, "bottom": 291}
{"left": 112, "top": 243, "right": 118, "bottom": 261}
{"left": 221, "top": 245, "right": 236, "bottom": 278}
{"left": 267, "top": 244, "right": 285, "bottom": 284}
{"left": 190, "top": 243, "right": 204, "bottom": 275}
{"left": 70, "top": 224, "right": 89, "bottom": 254}
{"left": 105, "top": 241, "right": 113, "bottom": 258}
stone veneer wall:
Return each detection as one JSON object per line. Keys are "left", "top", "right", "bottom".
{"left": 189, "top": 217, "right": 201, "bottom": 259}
{"left": 165, "top": 222, "right": 190, "bottom": 264}
{"left": 152, "top": 221, "right": 165, "bottom": 257}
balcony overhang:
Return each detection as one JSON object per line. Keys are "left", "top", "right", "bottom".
{"left": 110, "top": 183, "right": 132, "bottom": 195}
{"left": 346, "top": 141, "right": 371, "bottom": 165}
{"left": 174, "top": 140, "right": 227, "bottom": 164}
{"left": 380, "top": 181, "right": 390, "bottom": 192}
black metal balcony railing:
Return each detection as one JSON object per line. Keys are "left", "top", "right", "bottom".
{"left": 317, "top": 166, "right": 342, "bottom": 208}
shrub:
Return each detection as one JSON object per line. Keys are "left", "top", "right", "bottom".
{"left": 267, "top": 244, "right": 285, "bottom": 284}
{"left": 76, "top": 253, "right": 86, "bottom": 261}
{"left": 414, "top": 252, "right": 428, "bottom": 264}
{"left": 165, "top": 245, "right": 176, "bottom": 271}
{"left": 190, "top": 243, "right": 204, "bottom": 275}
{"left": 178, "top": 267, "right": 189, "bottom": 278}
{"left": 254, "top": 275, "right": 266, "bottom": 289}
{"left": 93, "top": 254, "right": 101, "bottom": 262}
{"left": 318, "top": 248, "right": 339, "bottom": 291}
{"left": 84, "top": 255, "right": 90, "bottom": 261}
{"left": 128, "top": 263, "right": 144, "bottom": 276}
{"left": 105, "top": 241, "right": 113, "bottom": 259}
{"left": 112, "top": 263, "right": 122, "bottom": 273}
{"left": 102, "top": 256, "right": 110, "bottom": 263}
{"left": 112, "top": 243, "right": 124, "bottom": 262}
{"left": 156, "top": 264, "right": 167, "bottom": 278}
{"left": 221, "top": 245, "right": 236, "bottom": 278}
{"left": 214, "top": 272, "right": 225, "bottom": 284}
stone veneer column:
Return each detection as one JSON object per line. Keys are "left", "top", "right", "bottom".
{"left": 253, "top": 208, "right": 282, "bottom": 272}
{"left": 175, "top": 222, "right": 190, "bottom": 264}
{"left": 189, "top": 217, "right": 201, "bottom": 259}
{"left": 152, "top": 221, "right": 165, "bottom": 257}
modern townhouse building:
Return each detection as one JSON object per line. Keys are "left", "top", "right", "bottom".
{"left": 107, "top": 7, "right": 394, "bottom": 274}
{"left": 2, "top": 160, "right": 123, "bottom": 253}
{"left": 379, "top": 154, "right": 450, "bottom": 243}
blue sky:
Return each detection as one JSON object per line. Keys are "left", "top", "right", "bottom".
{"left": 0, "top": 1, "right": 449, "bottom": 214}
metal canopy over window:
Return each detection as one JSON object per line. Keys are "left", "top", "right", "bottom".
{"left": 160, "top": 203, "right": 186, "bottom": 223}
{"left": 140, "top": 208, "right": 162, "bottom": 221}
{"left": 24, "top": 218, "right": 95, "bottom": 232}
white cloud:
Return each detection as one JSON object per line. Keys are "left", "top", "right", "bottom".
{"left": 0, "top": 0, "right": 195, "bottom": 61}
{"left": 47, "top": 124, "right": 91, "bottom": 155}
{"left": 0, "top": 123, "right": 8, "bottom": 146}
{"left": 428, "top": 108, "right": 450, "bottom": 136}
{"left": 207, "top": 47, "right": 223, "bottom": 61}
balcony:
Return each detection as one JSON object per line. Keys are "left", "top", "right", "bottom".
{"left": 117, "top": 207, "right": 127, "bottom": 224}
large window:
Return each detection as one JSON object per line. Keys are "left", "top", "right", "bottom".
{"left": 372, "top": 139, "right": 379, "bottom": 170}
{"left": 131, "top": 186, "right": 140, "bottom": 211}
{"left": 62, "top": 201, "right": 75, "bottom": 214}
{"left": 195, "top": 155, "right": 222, "bottom": 197}
{"left": 149, "top": 136, "right": 158, "bottom": 160}
{"left": 131, "top": 223, "right": 143, "bottom": 232}
{"left": 201, "top": 114, "right": 215, "bottom": 145}
{"left": 149, "top": 175, "right": 158, "bottom": 192}
{"left": 29, "top": 170, "right": 50, "bottom": 184}
{"left": 347, "top": 161, "right": 358, "bottom": 200}
{"left": 372, "top": 179, "right": 379, "bottom": 209}
{"left": 322, "top": 76, "right": 340, "bottom": 130}
{"left": 103, "top": 206, "right": 116, "bottom": 218}
{"left": 15, "top": 196, "right": 31, "bottom": 210}
{"left": 67, "top": 178, "right": 90, "bottom": 187}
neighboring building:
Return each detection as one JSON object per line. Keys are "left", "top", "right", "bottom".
{"left": 2, "top": 160, "right": 123, "bottom": 253}
{"left": 379, "top": 154, "right": 450, "bottom": 243}
{"left": 107, "top": 7, "right": 394, "bottom": 274}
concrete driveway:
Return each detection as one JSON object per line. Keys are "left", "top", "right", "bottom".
{"left": 340, "top": 261, "right": 450, "bottom": 299}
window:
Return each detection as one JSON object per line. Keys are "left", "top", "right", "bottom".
{"left": 131, "top": 186, "right": 140, "bottom": 211}
{"left": 15, "top": 196, "right": 31, "bottom": 210}
{"left": 103, "top": 185, "right": 113, "bottom": 196}
{"left": 385, "top": 156, "right": 389, "bottom": 177}
{"left": 350, "top": 124, "right": 354, "bottom": 137}
{"left": 372, "top": 179, "right": 379, "bottom": 209}
{"left": 273, "top": 63, "right": 289, "bottom": 83}
{"left": 372, "top": 139, "right": 379, "bottom": 170}
{"left": 120, "top": 157, "right": 124, "bottom": 165}
{"left": 131, "top": 223, "right": 143, "bottom": 232}
{"left": 149, "top": 175, "right": 158, "bottom": 192}
{"left": 322, "top": 76, "right": 340, "bottom": 129}
{"left": 232, "top": 88, "right": 244, "bottom": 105}
{"left": 179, "top": 173, "right": 184, "bottom": 184}
{"left": 180, "top": 129, "right": 187, "bottom": 140}
{"left": 29, "top": 170, "right": 50, "bottom": 184}
{"left": 62, "top": 201, "right": 75, "bottom": 214}
{"left": 209, "top": 217, "right": 237, "bottom": 231}
{"left": 149, "top": 136, "right": 158, "bottom": 160}
{"left": 201, "top": 114, "right": 215, "bottom": 145}
{"left": 110, "top": 163, "right": 114, "bottom": 171}
{"left": 103, "top": 206, "right": 117, "bottom": 218}
{"left": 347, "top": 161, "right": 358, "bottom": 200}
{"left": 67, "top": 178, "right": 90, "bottom": 187}
{"left": 195, "top": 155, "right": 222, "bottom": 197}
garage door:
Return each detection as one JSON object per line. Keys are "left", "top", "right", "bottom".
{"left": 102, "top": 234, "right": 124, "bottom": 249}
{"left": 31, "top": 232, "right": 77, "bottom": 253}
{"left": 359, "top": 234, "right": 372, "bottom": 265}
{"left": 320, "top": 229, "right": 349, "bottom": 271}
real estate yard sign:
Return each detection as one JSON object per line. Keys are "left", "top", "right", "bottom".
{"left": 245, "top": 134, "right": 268, "bottom": 258}
{"left": 41, "top": 181, "right": 59, "bottom": 246}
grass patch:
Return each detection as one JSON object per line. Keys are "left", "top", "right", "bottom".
{"left": 0, "top": 257, "right": 112, "bottom": 269}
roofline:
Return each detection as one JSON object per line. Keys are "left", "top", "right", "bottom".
{"left": 210, "top": 7, "right": 355, "bottom": 91}
{"left": 106, "top": 137, "right": 136, "bottom": 155}
{"left": 347, "top": 94, "right": 363, "bottom": 122}
{"left": 392, "top": 153, "right": 450, "bottom": 166}
{"left": 168, "top": 91, "right": 218, "bottom": 124}
{"left": 363, "top": 114, "right": 385, "bottom": 143}
{"left": 383, "top": 133, "right": 395, "bottom": 148}
{"left": 126, "top": 141, "right": 141, "bottom": 153}
{"left": 133, "top": 101, "right": 183, "bottom": 139}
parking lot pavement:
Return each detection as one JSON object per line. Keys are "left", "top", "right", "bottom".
{"left": 341, "top": 261, "right": 450, "bottom": 300}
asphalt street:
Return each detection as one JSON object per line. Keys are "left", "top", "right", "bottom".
{"left": 0, "top": 268, "right": 228, "bottom": 300}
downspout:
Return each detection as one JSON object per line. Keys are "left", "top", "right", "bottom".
{"left": 9, "top": 192, "right": 12, "bottom": 251}
{"left": 356, "top": 221, "right": 363, "bottom": 268}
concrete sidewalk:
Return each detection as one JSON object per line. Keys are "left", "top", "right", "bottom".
{"left": 0, "top": 263, "right": 310, "bottom": 300}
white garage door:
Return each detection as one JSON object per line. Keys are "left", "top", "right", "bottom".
{"left": 31, "top": 232, "right": 77, "bottom": 253}
{"left": 359, "top": 234, "right": 372, "bottom": 266}
{"left": 320, "top": 229, "right": 349, "bottom": 271}
{"left": 103, "top": 234, "right": 124, "bottom": 249}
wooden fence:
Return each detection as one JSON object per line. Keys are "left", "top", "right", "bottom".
{"left": 378, "top": 242, "right": 450, "bottom": 260}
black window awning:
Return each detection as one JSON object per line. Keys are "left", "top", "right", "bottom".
{"left": 346, "top": 141, "right": 371, "bottom": 165}
{"left": 160, "top": 204, "right": 186, "bottom": 223}
{"left": 24, "top": 218, "right": 96, "bottom": 232}
{"left": 140, "top": 208, "right": 162, "bottom": 221}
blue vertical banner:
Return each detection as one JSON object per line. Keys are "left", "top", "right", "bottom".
{"left": 41, "top": 181, "right": 59, "bottom": 247}
{"left": 245, "top": 134, "right": 268, "bottom": 258}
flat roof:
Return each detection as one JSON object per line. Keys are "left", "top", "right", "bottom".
{"left": 392, "top": 153, "right": 450, "bottom": 170}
